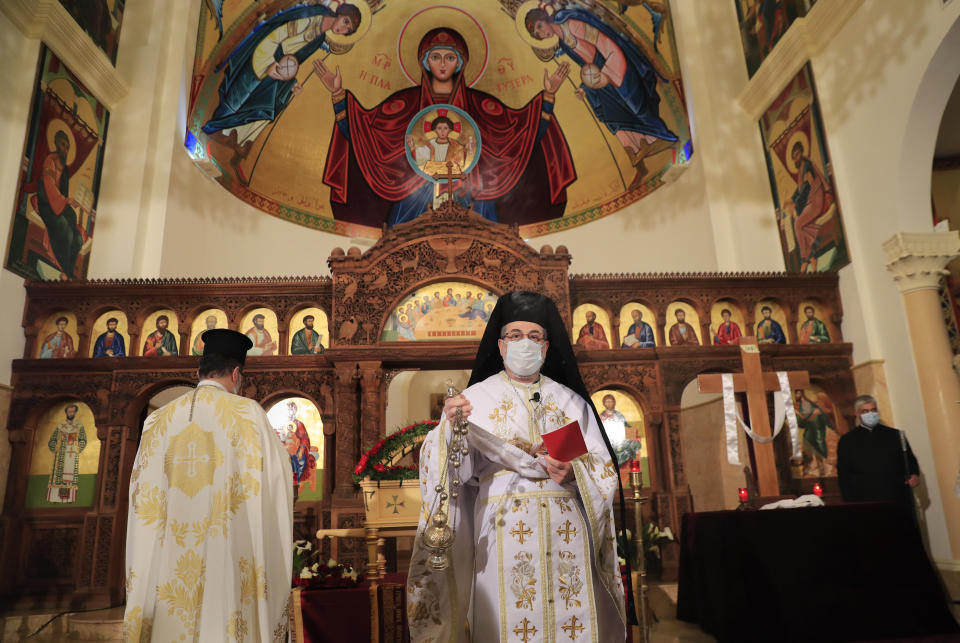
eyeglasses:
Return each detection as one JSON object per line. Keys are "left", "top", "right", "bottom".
{"left": 500, "top": 330, "right": 547, "bottom": 344}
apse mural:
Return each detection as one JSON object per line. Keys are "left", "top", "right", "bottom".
{"left": 760, "top": 64, "right": 848, "bottom": 273}
{"left": 734, "top": 0, "right": 816, "bottom": 77}
{"left": 4, "top": 46, "right": 109, "bottom": 281}
{"left": 381, "top": 282, "right": 497, "bottom": 341}
{"left": 186, "top": 0, "right": 691, "bottom": 239}
{"left": 57, "top": 0, "right": 126, "bottom": 64}
{"left": 267, "top": 397, "right": 324, "bottom": 500}
{"left": 25, "top": 401, "right": 101, "bottom": 509}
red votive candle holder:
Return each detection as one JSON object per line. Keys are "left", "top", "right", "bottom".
{"left": 630, "top": 459, "right": 642, "bottom": 473}
{"left": 813, "top": 482, "right": 823, "bottom": 497}
{"left": 738, "top": 487, "right": 749, "bottom": 502}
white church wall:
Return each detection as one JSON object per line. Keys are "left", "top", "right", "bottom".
{"left": 808, "top": 1, "right": 960, "bottom": 561}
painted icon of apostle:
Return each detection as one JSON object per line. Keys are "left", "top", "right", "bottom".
{"left": 192, "top": 315, "right": 218, "bottom": 355}
{"left": 316, "top": 26, "right": 575, "bottom": 227}
{"left": 756, "top": 306, "right": 786, "bottom": 344}
{"left": 40, "top": 316, "right": 76, "bottom": 358}
{"left": 622, "top": 309, "right": 655, "bottom": 348}
{"left": 37, "top": 130, "right": 85, "bottom": 279}
{"left": 92, "top": 317, "right": 125, "bottom": 357}
{"left": 143, "top": 315, "right": 178, "bottom": 356}
{"left": 799, "top": 305, "right": 830, "bottom": 344}
{"left": 246, "top": 313, "right": 278, "bottom": 356}
{"left": 285, "top": 401, "right": 314, "bottom": 487}
{"left": 794, "top": 390, "right": 837, "bottom": 477}
{"left": 599, "top": 394, "right": 631, "bottom": 445}
{"left": 784, "top": 141, "right": 834, "bottom": 272}
{"left": 291, "top": 314, "right": 325, "bottom": 354}
{"left": 46, "top": 404, "right": 87, "bottom": 503}
{"left": 668, "top": 308, "right": 700, "bottom": 345}
{"left": 577, "top": 310, "right": 610, "bottom": 349}
{"left": 714, "top": 309, "right": 742, "bottom": 345}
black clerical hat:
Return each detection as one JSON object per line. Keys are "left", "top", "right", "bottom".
{"left": 201, "top": 329, "right": 253, "bottom": 364}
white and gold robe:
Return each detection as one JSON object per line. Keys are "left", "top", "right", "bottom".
{"left": 123, "top": 381, "right": 294, "bottom": 642}
{"left": 407, "top": 372, "right": 625, "bottom": 642}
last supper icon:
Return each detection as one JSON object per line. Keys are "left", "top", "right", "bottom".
{"left": 405, "top": 104, "right": 481, "bottom": 205}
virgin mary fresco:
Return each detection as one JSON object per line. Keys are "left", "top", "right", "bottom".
{"left": 314, "top": 25, "right": 576, "bottom": 227}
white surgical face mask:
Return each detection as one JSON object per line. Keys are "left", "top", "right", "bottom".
{"left": 504, "top": 339, "right": 545, "bottom": 377}
{"left": 860, "top": 411, "right": 880, "bottom": 428}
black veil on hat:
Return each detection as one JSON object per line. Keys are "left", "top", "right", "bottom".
{"left": 468, "top": 290, "right": 639, "bottom": 625}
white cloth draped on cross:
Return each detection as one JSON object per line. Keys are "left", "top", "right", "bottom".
{"left": 721, "top": 371, "right": 802, "bottom": 466}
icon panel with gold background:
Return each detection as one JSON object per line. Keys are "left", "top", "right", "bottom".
{"left": 267, "top": 397, "right": 324, "bottom": 501}
{"left": 25, "top": 401, "right": 101, "bottom": 508}
{"left": 591, "top": 389, "right": 648, "bottom": 488}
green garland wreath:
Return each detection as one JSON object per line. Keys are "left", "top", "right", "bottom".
{"left": 352, "top": 420, "right": 438, "bottom": 484}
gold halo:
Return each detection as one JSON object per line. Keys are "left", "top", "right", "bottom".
{"left": 46, "top": 119, "right": 76, "bottom": 166}
{"left": 515, "top": 0, "right": 559, "bottom": 49}
{"left": 419, "top": 109, "right": 465, "bottom": 141}
{"left": 785, "top": 130, "right": 810, "bottom": 175}
{"left": 325, "top": 0, "right": 373, "bottom": 48}
{"left": 397, "top": 6, "right": 488, "bottom": 87}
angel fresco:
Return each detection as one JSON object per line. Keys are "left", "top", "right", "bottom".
{"left": 315, "top": 16, "right": 576, "bottom": 227}
{"left": 203, "top": 4, "right": 363, "bottom": 167}
{"left": 519, "top": 2, "right": 677, "bottom": 186}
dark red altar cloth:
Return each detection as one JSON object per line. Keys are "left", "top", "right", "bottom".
{"left": 293, "top": 573, "right": 408, "bottom": 643}
{"left": 677, "top": 502, "right": 959, "bottom": 642}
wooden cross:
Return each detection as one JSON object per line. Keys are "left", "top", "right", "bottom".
{"left": 556, "top": 519, "right": 578, "bottom": 544}
{"left": 562, "top": 615, "right": 585, "bottom": 639}
{"left": 510, "top": 520, "right": 532, "bottom": 544}
{"left": 513, "top": 618, "right": 538, "bottom": 642}
{"left": 697, "top": 337, "right": 809, "bottom": 497}
{"left": 432, "top": 161, "right": 466, "bottom": 202}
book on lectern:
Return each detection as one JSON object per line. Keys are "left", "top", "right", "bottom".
{"left": 541, "top": 420, "right": 588, "bottom": 462}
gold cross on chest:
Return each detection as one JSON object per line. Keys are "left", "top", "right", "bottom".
{"left": 556, "top": 519, "right": 578, "bottom": 544}
{"left": 561, "top": 615, "right": 585, "bottom": 639}
{"left": 175, "top": 442, "right": 210, "bottom": 478}
{"left": 513, "top": 618, "right": 538, "bottom": 642}
{"left": 697, "top": 337, "right": 810, "bottom": 496}
{"left": 509, "top": 520, "right": 532, "bottom": 544}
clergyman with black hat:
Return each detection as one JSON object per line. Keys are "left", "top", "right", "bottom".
{"left": 407, "top": 291, "right": 626, "bottom": 642}
{"left": 123, "top": 329, "right": 293, "bottom": 641}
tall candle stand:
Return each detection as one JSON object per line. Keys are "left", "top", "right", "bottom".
{"left": 630, "top": 460, "right": 650, "bottom": 643}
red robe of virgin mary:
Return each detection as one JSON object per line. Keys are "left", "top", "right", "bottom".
{"left": 322, "top": 28, "right": 576, "bottom": 228}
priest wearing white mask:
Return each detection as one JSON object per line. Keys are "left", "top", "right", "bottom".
{"left": 407, "top": 291, "right": 630, "bottom": 642}
{"left": 123, "top": 329, "right": 293, "bottom": 642}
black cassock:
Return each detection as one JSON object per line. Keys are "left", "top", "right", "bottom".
{"left": 837, "top": 423, "right": 919, "bottom": 513}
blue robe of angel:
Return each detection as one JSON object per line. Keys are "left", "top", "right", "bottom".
{"left": 202, "top": 5, "right": 334, "bottom": 135}
{"left": 553, "top": 9, "right": 677, "bottom": 143}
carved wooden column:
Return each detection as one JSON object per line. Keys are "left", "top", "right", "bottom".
{"left": 884, "top": 231, "right": 960, "bottom": 558}
{"left": 333, "top": 363, "right": 361, "bottom": 502}
{"left": 358, "top": 361, "right": 383, "bottom": 449}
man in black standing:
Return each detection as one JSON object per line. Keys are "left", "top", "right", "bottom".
{"left": 837, "top": 395, "right": 920, "bottom": 521}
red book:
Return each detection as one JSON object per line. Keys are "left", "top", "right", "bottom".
{"left": 541, "top": 420, "right": 588, "bottom": 462}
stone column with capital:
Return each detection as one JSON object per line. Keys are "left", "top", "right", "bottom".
{"left": 884, "top": 230, "right": 960, "bottom": 557}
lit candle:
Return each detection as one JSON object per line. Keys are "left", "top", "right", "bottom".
{"left": 738, "top": 487, "right": 749, "bottom": 502}
{"left": 630, "top": 459, "right": 642, "bottom": 474}
{"left": 813, "top": 482, "right": 823, "bottom": 497}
